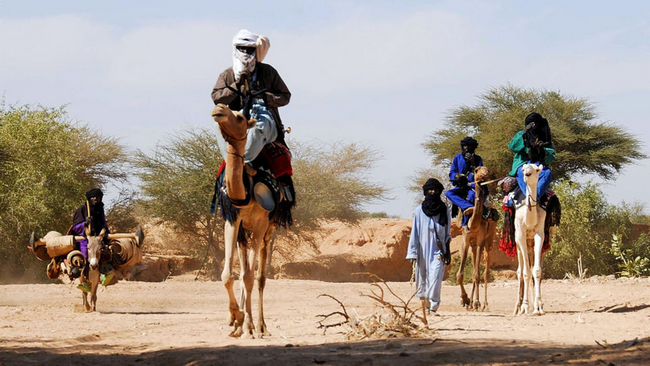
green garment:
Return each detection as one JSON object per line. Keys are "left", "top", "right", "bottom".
{"left": 508, "top": 131, "right": 556, "bottom": 176}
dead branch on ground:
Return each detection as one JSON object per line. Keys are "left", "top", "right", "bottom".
{"left": 316, "top": 272, "right": 435, "bottom": 339}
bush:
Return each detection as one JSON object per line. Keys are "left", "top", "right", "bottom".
{"left": 543, "top": 179, "right": 640, "bottom": 278}
{"left": 0, "top": 102, "right": 127, "bottom": 283}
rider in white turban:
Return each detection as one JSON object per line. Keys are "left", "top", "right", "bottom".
{"left": 212, "top": 29, "right": 290, "bottom": 163}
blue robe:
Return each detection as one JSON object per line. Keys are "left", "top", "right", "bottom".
{"left": 445, "top": 153, "right": 487, "bottom": 224}
{"left": 406, "top": 206, "right": 451, "bottom": 312}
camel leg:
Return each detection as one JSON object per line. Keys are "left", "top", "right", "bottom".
{"left": 470, "top": 244, "right": 481, "bottom": 311}
{"left": 472, "top": 243, "right": 483, "bottom": 310}
{"left": 456, "top": 235, "right": 471, "bottom": 308}
{"left": 513, "top": 220, "right": 527, "bottom": 315}
{"left": 256, "top": 224, "right": 275, "bottom": 337}
{"left": 518, "top": 239, "right": 533, "bottom": 315}
{"left": 239, "top": 237, "right": 258, "bottom": 339}
{"left": 221, "top": 220, "right": 244, "bottom": 337}
{"left": 532, "top": 224, "right": 545, "bottom": 315}
{"left": 482, "top": 240, "right": 491, "bottom": 311}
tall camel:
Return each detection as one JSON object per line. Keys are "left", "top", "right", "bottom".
{"left": 513, "top": 163, "right": 547, "bottom": 315}
{"left": 211, "top": 103, "right": 276, "bottom": 338}
{"left": 456, "top": 166, "right": 497, "bottom": 311}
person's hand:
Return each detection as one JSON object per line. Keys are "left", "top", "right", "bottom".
{"left": 443, "top": 252, "right": 451, "bottom": 265}
{"left": 85, "top": 216, "right": 92, "bottom": 225}
{"left": 455, "top": 174, "right": 468, "bottom": 187}
{"left": 525, "top": 121, "right": 536, "bottom": 131}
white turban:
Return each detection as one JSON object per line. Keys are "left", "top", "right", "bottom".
{"left": 232, "top": 29, "right": 270, "bottom": 80}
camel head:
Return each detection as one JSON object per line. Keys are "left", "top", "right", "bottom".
{"left": 521, "top": 163, "right": 543, "bottom": 185}
{"left": 211, "top": 104, "right": 257, "bottom": 143}
{"left": 474, "top": 166, "right": 490, "bottom": 183}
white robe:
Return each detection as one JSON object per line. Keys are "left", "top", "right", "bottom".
{"left": 406, "top": 206, "right": 451, "bottom": 312}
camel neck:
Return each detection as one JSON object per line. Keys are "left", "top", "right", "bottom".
{"left": 225, "top": 140, "right": 247, "bottom": 201}
{"left": 467, "top": 183, "right": 484, "bottom": 230}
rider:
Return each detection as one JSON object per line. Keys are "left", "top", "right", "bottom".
{"left": 445, "top": 136, "right": 488, "bottom": 226}
{"left": 70, "top": 188, "right": 112, "bottom": 291}
{"left": 507, "top": 112, "right": 555, "bottom": 200}
{"left": 211, "top": 29, "right": 291, "bottom": 163}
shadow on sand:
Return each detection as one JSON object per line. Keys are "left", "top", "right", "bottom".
{"left": 1, "top": 337, "right": 647, "bottom": 365}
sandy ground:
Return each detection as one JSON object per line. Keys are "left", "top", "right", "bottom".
{"left": 1, "top": 275, "right": 649, "bottom": 365}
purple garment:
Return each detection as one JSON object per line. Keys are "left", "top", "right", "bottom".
{"left": 71, "top": 222, "right": 88, "bottom": 258}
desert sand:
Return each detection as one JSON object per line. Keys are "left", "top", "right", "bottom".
{"left": 1, "top": 274, "right": 649, "bottom": 365}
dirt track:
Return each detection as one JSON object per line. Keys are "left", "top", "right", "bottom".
{"left": 1, "top": 275, "right": 649, "bottom": 365}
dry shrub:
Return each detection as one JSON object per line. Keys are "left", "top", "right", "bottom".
{"left": 317, "top": 273, "right": 435, "bottom": 340}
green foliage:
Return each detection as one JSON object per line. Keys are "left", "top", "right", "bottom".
{"left": 543, "top": 179, "right": 643, "bottom": 278}
{"left": 0, "top": 102, "right": 127, "bottom": 283}
{"left": 133, "top": 128, "right": 223, "bottom": 262}
{"left": 290, "top": 140, "right": 389, "bottom": 230}
{"left": 611, "top": 234, "right": 650, "bottom": 277}
{"left": 423, "top": 84, "right": 645, "bottom": 181}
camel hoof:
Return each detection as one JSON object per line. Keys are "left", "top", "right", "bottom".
{"left": 257, "top": 325, "right": 271, "bottom": 337}
{"left": 473, "top": 301, "right": 481, "bottom": 311}
{"left": 228, "top": 327, "right": 243, "bottom": 338}
{"left": 461, "top": 297, "right": 470, "bottom": 307}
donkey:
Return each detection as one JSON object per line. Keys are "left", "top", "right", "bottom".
{"left": 80, "top": 227, "right": 106, "bottom": 312}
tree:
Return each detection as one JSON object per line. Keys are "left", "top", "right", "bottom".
{"left": 0, "top": 102, "right": 127, "bottom": 283}
{"left": 423, "top": 84, "right": 645, "bottom": 181}
{"left": 134, "top": 132, "right": 389, "bottom": 272}
{"left": 133, "top": 128, "right": 223, "bottom": 268}
{"left": 290, "top": 140, "right": 389, "bottom": 230}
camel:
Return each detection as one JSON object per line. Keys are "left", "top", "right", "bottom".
{"left": 456, "top": 166, "right": 498, "bottom": 311}
{"left": 211, "top": 103, "right": 277, "bottom": 338}
{"left": 513, "top": 163, "right": 547, "bottom": 315}
{"left": 80, "top": 227, "right": 105, "bottom": 312}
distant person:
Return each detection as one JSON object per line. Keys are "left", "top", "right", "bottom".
{"left": 406, "top": 178, "right": 452, "bottom": 314}
{"left": 211, "top": 29, "right": 291, "bottom": 163}
{"left": 445, "top": 136, "right": 488, "bottom": 226}
{"left": 506, "top": 112, "right": 555, "bottom": 200}
{"left": 70, "top": 188, "right": 110, "bottom": 259}
{"left": 69, "top": 188, "right": 111, "bottom": 292}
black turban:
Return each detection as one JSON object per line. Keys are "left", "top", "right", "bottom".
{"left": 85, "top": 188, "right": 103, "bottom": 201}
{"left": 460, "top": 136, "right": 478, "bottom": 148}
{"left": 421, "top": 178, "right": 447, "bottom": 225}
{"left": 422, "top": 178, "right": 444, "bottom": 195}
{"left": 523, "top": 112, "right": 552, "bottom": 148}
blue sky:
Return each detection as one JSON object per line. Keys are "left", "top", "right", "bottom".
{"left": 2, "top": 1, "right": 649, "bottom": 218}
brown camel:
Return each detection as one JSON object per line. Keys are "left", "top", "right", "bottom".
{"left": 456, "top": 166, "right": 498, "bottom": 311}
{"left": 211, "top": 103, "right": 276, "bottom": 338}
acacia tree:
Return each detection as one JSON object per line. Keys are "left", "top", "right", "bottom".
{"left": 133, "top": 128, "right": 223, "bottom": 265}
{"left": 419, "top": 85, "right": 647, "bottom": 278}
{"left": 134, "top": 131, "right": 389, "bottom": 273}
{"left": 0, "top": 102, "right": 127, "bottom": 283}
{"left": 423, "top": 84, "right": 645, "bottom": 181}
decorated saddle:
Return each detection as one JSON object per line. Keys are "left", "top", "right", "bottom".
{"left": 211, "top": 142, "right": 296, "bottom": 229}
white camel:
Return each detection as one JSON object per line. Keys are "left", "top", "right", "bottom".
{"left": 513, "top": 163, "right": 547, "bottom": 315}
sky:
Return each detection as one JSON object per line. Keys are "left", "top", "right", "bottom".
{"left": 1, "top": 0, "right": 649, "bottom": 218}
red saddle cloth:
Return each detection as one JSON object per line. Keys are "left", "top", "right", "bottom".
{"left": 261, "top": 142, "right": 292, "bottom": 178}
